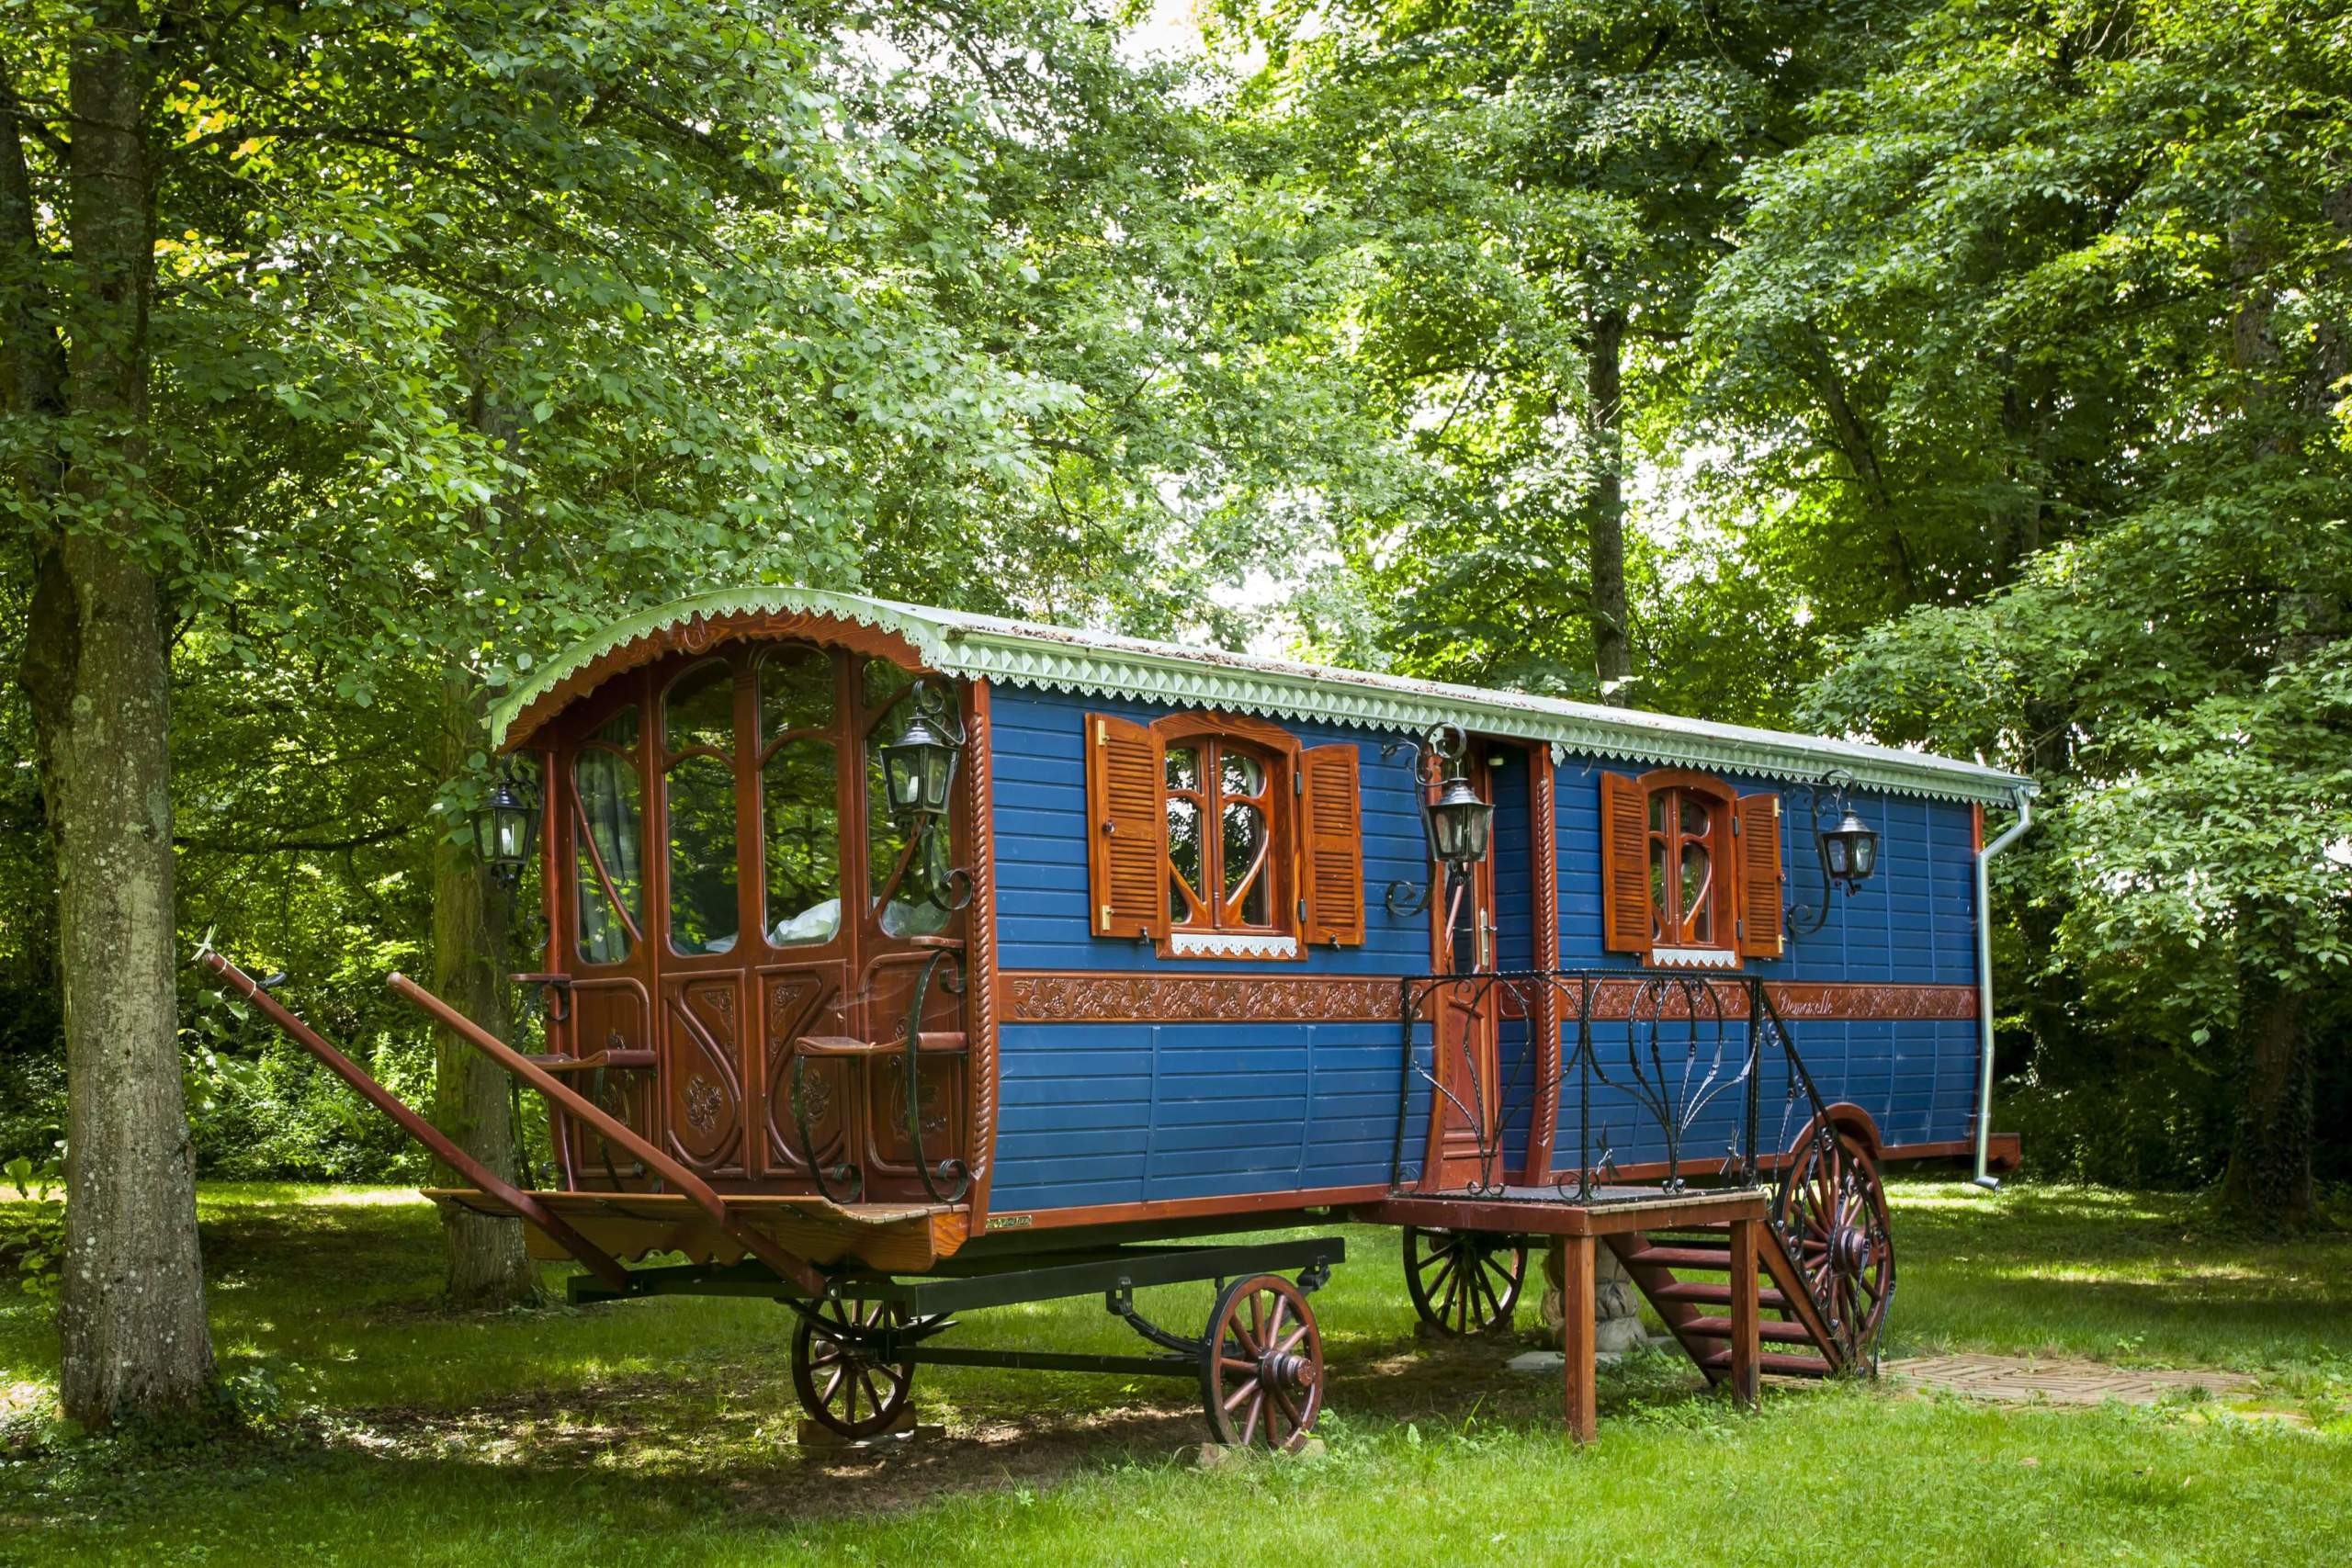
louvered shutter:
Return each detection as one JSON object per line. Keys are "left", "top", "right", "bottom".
{"left": 1296, "top": 744, "right": 1365, "bottom": 945}
{"left": 1735, "top": 793, "right": 1784, "bottom": 958}
{"left": 1084, "top": 714, "right": 1168, "bottom": 940}
{"left": 1600, "top": 772, "right": 1652, "bottom": 954}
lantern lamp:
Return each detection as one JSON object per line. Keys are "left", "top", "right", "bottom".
{"left": 881, "top": 682, "right": 963, "bottom": 826}
{"left": 1427, "top": 772, "right": 1495, "bottom": 868}
{"left": 472, "top": 773, "right": 539, "bottom": 883}
{"left": 1787, "top": 770, "right": 1882, "bottom": 935}
{"left": 1822, "top": 805, "right": 1880, "bottom": 893}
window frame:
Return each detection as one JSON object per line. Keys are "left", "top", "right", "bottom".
{"left": 1629, "top": 767, "right": 1744, "bottom": 970}
{"left": 1153, "top": 711, "right": 1303, "bottom": 961}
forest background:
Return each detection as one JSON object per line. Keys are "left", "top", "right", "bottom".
{"left": 4, "top": 0, "right": 2348, "bottom": 1421}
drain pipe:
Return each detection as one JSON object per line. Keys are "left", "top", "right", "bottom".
{"left": 1972, "top": 784, "right": 2036, "bottom": 1190}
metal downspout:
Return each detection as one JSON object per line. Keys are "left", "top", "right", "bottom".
{"left": 1972, "top": 784, "right": 2035, "bottom": 1190}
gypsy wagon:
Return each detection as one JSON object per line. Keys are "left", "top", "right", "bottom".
{"left": 212, "top": 586, "right": 2031, "bottom": 1450}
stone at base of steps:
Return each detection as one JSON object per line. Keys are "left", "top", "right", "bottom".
{"left": 1506, "top": 1336, "right": 1683, "bottom": 1374}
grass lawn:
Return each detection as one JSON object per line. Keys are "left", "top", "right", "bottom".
{"left": 3, "top": 1179, "right": 2348, "bottom": 1564}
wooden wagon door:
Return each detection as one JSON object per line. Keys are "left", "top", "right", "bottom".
{"left": 1424, "top": 751, "right": 1500, "bottom": 1192}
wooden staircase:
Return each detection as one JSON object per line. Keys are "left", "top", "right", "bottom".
{"left": 1606, "top": 1219, "right": 1848, "bottom": 1382}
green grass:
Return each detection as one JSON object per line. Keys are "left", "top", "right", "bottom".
{"left": 3, "top": 1179, "right": 2348, "bottom": 1565}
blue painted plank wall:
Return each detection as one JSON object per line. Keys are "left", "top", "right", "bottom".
{"left": 1548, "top": 761, "right": 1982, "bottom": 1172}
{"left": 989, "top": 686, "right": 1434, "bottom": 1214}
{"left": 983, "top": 679, "right": 1986, "bottom": 1214}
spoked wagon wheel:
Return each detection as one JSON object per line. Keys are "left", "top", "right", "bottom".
{"left": 791, "top": 1295, "right": 915, "bottom": 1438}
{"left": 1776, "top": 1118, "right": 1894, "bottom": 1369}
{"left": 1201, "top": 1273, "right": 1324, "bottom": 1453}
{"left": 1402, "top": 1226, "right": 1526, "bottom": 1336}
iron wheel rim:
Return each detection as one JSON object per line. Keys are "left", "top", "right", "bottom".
{"left": 1403, "top": 1226, "right": 1526, "bottom": 1337}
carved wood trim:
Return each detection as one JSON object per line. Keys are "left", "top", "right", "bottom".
{"left": 994, "top": 971, "right": 1979, "bottom": 1025}
{"left": 999, "top": 971, "right": 1403, "bottom": 1024}
{"left": 963, "top": 681, "right": 1001, "bottom": 1232}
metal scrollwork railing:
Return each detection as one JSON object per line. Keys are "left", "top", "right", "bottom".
{"left": 1390, "top": 966, "right": 1857, "bottom": 1348}
{"left": 900, "top": 947, "right": 972, "bottom": 1205}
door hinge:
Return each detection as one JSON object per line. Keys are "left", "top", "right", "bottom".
{"left": 1297, "top": 896, "right": 1308, "bottom": 922}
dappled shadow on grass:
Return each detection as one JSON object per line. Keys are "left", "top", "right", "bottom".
{"left": 248, "top": 1330, "right": 1724, "bottom": 1526}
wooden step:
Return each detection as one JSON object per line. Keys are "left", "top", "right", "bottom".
{"left": 1651, "top": 1280, "right": 1791, "bottom": 1309}
{"left": 1677, "top": 1315, "right": 1817, "bottom": 1345}
{"left": 1621, "top": 1246, "right": 1739, "bottom": 1270}
{"left": 1700, "top": 1348, "right": 1834, "bottom": 1378}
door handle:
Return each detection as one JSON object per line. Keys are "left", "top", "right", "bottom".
{"left": 1476, "top": 909, "right": 1492, "bottom": 971}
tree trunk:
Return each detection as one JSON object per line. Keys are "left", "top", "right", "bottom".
{"left": 1585, "top": 310, "right": 1632, "bottom": 705}
{"left": 17, "top": 10, "right": 216, "bottom": 1427}
{"left": 2218, "top": 953, "right": 2318, "bottom": 1229}
{"left": 429, "top": 666, "right": 540, "bottom": 1306}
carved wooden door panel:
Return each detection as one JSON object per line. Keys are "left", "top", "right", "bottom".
{"left": 1426, "top": 755, "right": 1500, "bottom": 1192}
{"left": 562, "top": 976, "right": 654, "bottom": 1188}
{"left": 758, "top": 959, "right": 854, "bottom": 1187}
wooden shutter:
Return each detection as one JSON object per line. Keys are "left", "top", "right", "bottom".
{"left": 1600, "top": 772, "right": 1651, "bottom": 954}
{"left": 1735, "top": 792, "right": 1784, "bottom": 958}
{"left": 1084, "top": 714, "right": 1168, "bottom": 941}
{"left": 1296, "top": 744, "right": 1365, "bottom": 945}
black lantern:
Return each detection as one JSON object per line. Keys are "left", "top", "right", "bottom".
{"left": 881, "top": 682, "right": 962, "bottom": 826}
{"left": 1787, "top": 769, "right": 1881, "bottom": 934}
{"left": 1427, "top": 772, "right": 1495, "bottom": 867}
{"left": 1384, "top": 723, "right": 1492, "bottom": 916}
{"left": 1822, "top": 805, "right": 1879, "bottom": 892}
{"left": 472, "top": 773, "right": 538, "bottom": 883}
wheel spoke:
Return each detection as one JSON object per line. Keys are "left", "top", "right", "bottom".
{"left": 1224, "top": 1376, "right": 1260, "bottom": 1413}
{"left": 1239, "top": 1388, "right": 1264, "bottom": 1447}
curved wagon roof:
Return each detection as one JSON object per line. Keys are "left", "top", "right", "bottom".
{"left": 488, "top": 586, "right": 2031, "bottom": 806}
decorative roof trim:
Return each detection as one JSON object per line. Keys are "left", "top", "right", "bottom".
{"left": 487, "top": 587, "right": 2032, "bottom": 807}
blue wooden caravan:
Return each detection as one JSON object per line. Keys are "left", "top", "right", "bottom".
{"left": 216, "top": 586, "right": 2031, "bottom": 1450}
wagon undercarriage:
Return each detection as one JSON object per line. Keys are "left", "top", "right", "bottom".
{"left": 568, "top": 1235, "right": 1345, "bottom": 1451}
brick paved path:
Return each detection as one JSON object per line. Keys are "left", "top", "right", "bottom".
{"left": 1887, "top": 1353, "right": 2253, "bottom": 1405}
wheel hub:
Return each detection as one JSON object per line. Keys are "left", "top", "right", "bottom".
{"left": 1829, "top": 1223, "right": 1875, "bottom": 1277}
{"left": 1259, "top": 1348, "right": 1317, "bottom": 1393}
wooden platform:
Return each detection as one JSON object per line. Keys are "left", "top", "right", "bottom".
{"left": 1354, "top": 1183, "right": 1770, "bottom": 1237}
{"left": 420, "top": 1188, "right": 960, "bottom": 1271}
{"left": 1355, "top": 1184, "right": 1815, "bottom": 1442}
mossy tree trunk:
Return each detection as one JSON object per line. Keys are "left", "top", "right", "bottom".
{"left": 429, "top": 667, "right": 540, "bottom": 1306}
{"left": 10, "top": 7, "right": 215, "bottom": 1427}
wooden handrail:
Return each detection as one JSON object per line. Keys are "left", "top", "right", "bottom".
{"left": 388, "top": 973, "right": 830, "bottom": 1298}
{"left": 198, "top": 952, "right": 630, "bottom": 1291}
{"left": 793, "top": 1032, "right": 968, "bottom": 1059}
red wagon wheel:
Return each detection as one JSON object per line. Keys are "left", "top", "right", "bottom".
{"left": 1403, "top": 1226, "right": 1526, "bottom": 1336}
{"left": 1201, "top": 1273, "right": 1325, "bottom": 1453}
{"left": 1776, "top": 1117, "right": 1894, "bottom": 1368}
{"left": 791, "top": 1295, "right": 916, "bottom": 1439}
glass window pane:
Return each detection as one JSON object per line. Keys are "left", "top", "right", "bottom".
{"left": 1221, "top": 800, "right": 1265, "bottom": 908}
{"left": 572, "top": 745, "right": 641, "bottom": 964}
{"left": 593, "top": 705, "right": 639, "bottom": 751}
{"left": 665, "top": 660, "right": 736, "bottom": 755}
{"left": 863, "top": 656, "right": 912, "bottom": 714}
{"left": 1649, "top": 840, "right": 1670, "bottom": 941}
{"left": 763, "top": 738, "right": 839, "bottom": 946}
{"left": 759, "top": 645, "right": 833, "bottom": 740}
{"left": 1165, "top": 745, "right": 1198, "bottom": 793}
{"left": 1221, "top": 750, "right": 1265, "bottom": 798}
{"left": 864, "top": 735, "right": 953, "bottom": 938}
{"left": 1648, "top": 792, "right": 1665, "bottom": 832}
{"left": 1679, "top": 797, "right": 1710, "bottom": 838}
{"left": 1168, "top": 795, "right": 1202, "bottom": 921}
{"left": 1680, "top": 841, "right": 1711, "bottom": 932}
{"left": 666, "top": 755, "right": 740, "bottom": 955}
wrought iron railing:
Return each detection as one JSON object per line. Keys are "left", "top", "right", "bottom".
{"left": 1388, "top": 969, "right": 1841, "bottom": 1211}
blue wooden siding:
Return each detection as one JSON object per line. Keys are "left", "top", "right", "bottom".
{"left": 989, "top": 686, "right": 1431, "bottom": 1213}
{"left": 984, "top": 680, "right": 1986, "bottom": 1213}
{"left": 1549, "top": 761, "right": 1981, "bottom": 1171}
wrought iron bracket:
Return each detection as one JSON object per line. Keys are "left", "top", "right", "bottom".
{"left": 1785, "top": 768, "right": 1860, "bottom": 936}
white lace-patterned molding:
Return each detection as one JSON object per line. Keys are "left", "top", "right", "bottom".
{"left": 1649, "top": 946, "right": 1742, "bottom": 970}
{"left": 1167, "top": 929, "right": 1301, "bottom": 959}
{"left": 486, "top": 586, "right": 2034, "bottom": 807}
